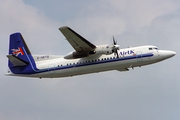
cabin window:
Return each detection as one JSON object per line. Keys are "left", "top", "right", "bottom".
{"left": 149, "top": 48, "right": 153, "bottom": 50}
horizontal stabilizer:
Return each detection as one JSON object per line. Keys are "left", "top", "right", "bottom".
{"left": 7, "top": 54, "right": 28, "bottom": 67}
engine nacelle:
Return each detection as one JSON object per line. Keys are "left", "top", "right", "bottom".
{"left": 64, "top": 51, "right": 89, "bottom": 59}
{"left": 95, "top": 45, "right": 119, "bottom": 55}
{"left": 64, "top": 44, "right": 119, "bottom": 59}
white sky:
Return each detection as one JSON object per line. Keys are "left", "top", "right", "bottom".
{"left": 0, "top": 0, "right": 180, "bottom": 120}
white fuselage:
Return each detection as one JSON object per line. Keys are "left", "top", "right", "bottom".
{"left": 6, "top": 45, "right": 175, "bottom": 78}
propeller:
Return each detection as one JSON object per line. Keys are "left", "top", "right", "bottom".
{"left": 112, "top": 36, "right": 120, "bottom": 58}
{"left": 113, "top": 36, "right": 117, "bottom": 45}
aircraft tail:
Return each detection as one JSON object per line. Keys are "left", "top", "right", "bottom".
{"left": 7, "top": 33, "right": 37, "bottom": 74}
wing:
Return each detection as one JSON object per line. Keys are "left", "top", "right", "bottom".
{"left": 59, "top": 26, "right": 96, "bottom": 53}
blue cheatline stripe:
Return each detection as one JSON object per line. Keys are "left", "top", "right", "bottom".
{"left": 27, "top": 52, "right": 154, "bottom": 74}
{"left": 68, "top": 53, "right": 153, "bottom": 68}
{"left": 23, "top": 52, "right": 153, "bottom": 75}
{"left": 23, "top": 47, "right": 40, "bottom": 72}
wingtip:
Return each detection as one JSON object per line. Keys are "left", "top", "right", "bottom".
{"left": 59, "top": 26, "right": 69, "bottom": 30}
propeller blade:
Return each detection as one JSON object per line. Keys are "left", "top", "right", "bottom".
{"left": 115, "top": 50, "right": 119, "bottom": 58}
{"left": 113, "top": 49, "right": 119, "bottom": 58}
{"left": 113, "top": 36, "right": 117, "bottom": 45}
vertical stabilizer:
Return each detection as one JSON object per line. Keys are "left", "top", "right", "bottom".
{"left": 7, "top": 33, "right": 36, "bottom": 74}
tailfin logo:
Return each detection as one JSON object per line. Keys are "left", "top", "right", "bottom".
{"left": 11, "top": 47, "right": 24, "bottom": 56}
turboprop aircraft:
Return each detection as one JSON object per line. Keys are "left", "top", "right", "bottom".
{"left": 5, "top": 26, "right": 176, "bottom": 78}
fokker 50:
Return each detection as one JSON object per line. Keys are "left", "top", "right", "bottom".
{"left": 5, "top": 26, "right": 176, "bottom": 78}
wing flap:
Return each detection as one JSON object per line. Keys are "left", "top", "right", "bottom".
{"left": 7, "top": 54, "right": 28, "bottom": 67}
{"left": 59, "top": 26, "right": 96, "bottom": 52}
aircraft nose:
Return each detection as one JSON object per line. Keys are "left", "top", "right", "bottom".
{"left": 170, "top": 51, "right": 176, "bottom": 57}
{"left": 159, "top": 50, "right": 176, "bottom": 59}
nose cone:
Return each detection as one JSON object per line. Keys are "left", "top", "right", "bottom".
{"left": 170, "top": 51, "right": 176, "bottom": 57}
{"left": 159, "top": 50, "right": 176, "bottom": 59}
{"left": 164, "top": 51, "right": 176, "bottom": 58}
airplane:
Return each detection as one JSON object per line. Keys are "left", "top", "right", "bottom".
{"left": 5, "top": 26, "right": 176, "bottom": 79}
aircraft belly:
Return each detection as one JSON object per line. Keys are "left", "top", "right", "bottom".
{"left": 9, "top": 55, "right": 159, "bottom": 78}
{"left": 30, "top": 54, "right": 159, "bottom": 78}
{"left": 40, "top": 59, "right": 137, "bottom": 78}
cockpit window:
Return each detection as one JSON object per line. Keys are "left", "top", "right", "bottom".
{"left": 149, "top": 47, "right": 158, "bottom": 50}
{"left": 154, "top": 47, "right": 158, "bottom": 50}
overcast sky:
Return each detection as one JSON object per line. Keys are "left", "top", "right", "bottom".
{"left": 0, "top": 0, "right": 180, "bottom": 120}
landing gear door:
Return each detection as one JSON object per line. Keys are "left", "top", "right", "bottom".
{"left": 136, "top": 51, "right": 143, "bottom": 62}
